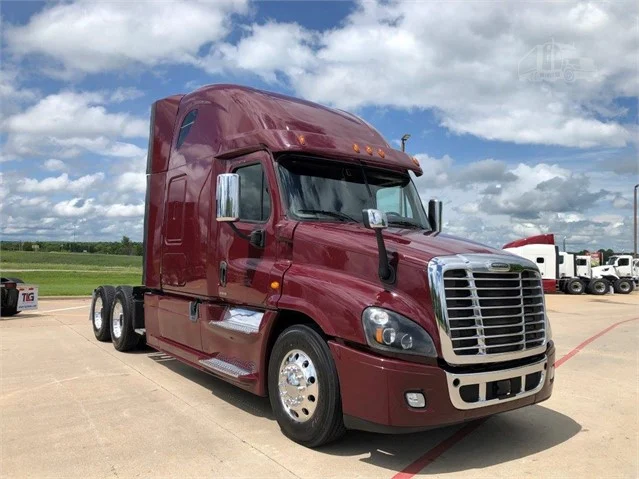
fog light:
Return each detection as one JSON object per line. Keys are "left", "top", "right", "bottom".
{"left": 405, "top": 392, "right": 426, "bottom": 408}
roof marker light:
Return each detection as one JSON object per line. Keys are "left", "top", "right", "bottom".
{"left": 353, "top": 143, "right": 360, "bottom": 153}
{"left": 365, "top": 146, "right": 373, "bottom": 155}
{"left": 298, "top": 135, "right": 306, "bottom": 146}
{"left": 411, "top": 156, "right": 420, "bottom": 167}
{"left": 377, "top": 149, "right": 385, "bottom": 158}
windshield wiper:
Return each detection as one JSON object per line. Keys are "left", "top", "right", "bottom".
{"left": 387, "top": 218, "right": 422, "bottom": 229}
{"left": 296, "top": 209, "right": 359, "bottom": 223}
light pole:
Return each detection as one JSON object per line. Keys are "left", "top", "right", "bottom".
{"left": 634, "top": 184, "right": 639, "bottom": 258}
{"left": 401, "top": 134, "right": 411, "bottom": 152}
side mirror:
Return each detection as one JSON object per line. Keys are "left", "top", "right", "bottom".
{"left": 216, "top": 174, "right": 240, "bottom": 222}
{"left": 362, "top": 209, "right": 394, "bottom": 285}
{"left": 362, "top": 209, "right": 388, "bottom": 230}
{"left": 428, "top": 199, "right": 442, "bottom": 233}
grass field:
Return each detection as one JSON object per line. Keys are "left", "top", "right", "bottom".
{"left": 0, "top": 251, "right": 142, "bottom": 296}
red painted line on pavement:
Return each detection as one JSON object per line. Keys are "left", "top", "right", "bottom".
{"left": 391, "top": 316, "right": 639, "bottom": 479}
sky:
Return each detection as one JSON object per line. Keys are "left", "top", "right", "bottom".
{"left": 0, "top": 0, "right": 637, "bottom": 252}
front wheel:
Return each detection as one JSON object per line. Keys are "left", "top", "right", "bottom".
{"left": 268, "top": 325, "right": 345, "bottom": 447}
{"left": 613, "top": 278, "right": 633, "bottom": 294}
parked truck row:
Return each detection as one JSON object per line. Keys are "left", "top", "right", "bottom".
{"left": 503, "top": 234, "right": 638, "bottom": 295}
{"left": 89, "top": 84, "right": 555, "bottom": 447}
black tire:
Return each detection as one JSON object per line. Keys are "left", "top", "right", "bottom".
{"left": 110, "top": 286, "right": 140, "bottom": 352}
{"left": 268, "top": 325, "right": 346, "bottom": 447}
{"left": 587, "top": 278, "right": 609, "bottom": 295}
{"left": 91, "top": 285, "right": 116, "bottom": 341}
{"left": 1, "top": 278, "right": 24, "bottom": 317}
{"left": 565, "top": 278, "right": 585, "bottom": 295}
{"left": 613, "top": 278, "right": 633, "bottom": 295}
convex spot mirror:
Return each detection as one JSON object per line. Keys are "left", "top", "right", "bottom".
{"left": 362, "top": 209, "right": 388, "bottom": 229}
{"left": 216, "top": 174, "right": 240, "bottom": 222}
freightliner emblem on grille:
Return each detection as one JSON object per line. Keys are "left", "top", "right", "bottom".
{"left": 488, "top": 262, "right": 510, "bottom": 272}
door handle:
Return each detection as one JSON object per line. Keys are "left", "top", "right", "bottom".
{"left": 219, "top": 261, "right": 228, "bottom": 287}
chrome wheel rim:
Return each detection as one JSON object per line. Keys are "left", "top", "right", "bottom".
{"left": 93, "top": 297, "right": 103, "bottom": 330}
{"left": 595, "top": 282, "right": 605, "bottom": 293}
{"left": 112, "top": 301, "right": 123, "bottom": 339}
{"left": 620, "top": 282, "right": 630, "bottom": 292}
{"left": 278, "top": 349, "right": 318, "bottom": 423}
{"left": 570, "top": 283, "right": 581, "bottom": 293}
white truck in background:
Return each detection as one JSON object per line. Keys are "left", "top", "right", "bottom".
{"left": 503, "top": 235, "right": 637, "bottom": 295}
{"left": 575, "top": 255, "right": 591, "bottom": 278}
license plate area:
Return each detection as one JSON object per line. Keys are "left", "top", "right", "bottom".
{"left": 488, "top": 377, "right": 521, "bottom": 400}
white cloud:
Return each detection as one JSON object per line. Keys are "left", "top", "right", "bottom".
{"left": 17, "top": 173, "right": 104, "bottom": 194}
{"left": 102, "top": 203, "right": 145, "bottom": 218}
{"left": 5, "top": 0, "right": 249, "bottom": 76}
{"left": 2, "top": 91, "right": 146, "bottom": 139}
{"left": 52, "top": 198, "right": 95, "bottom": 217}
{"left": 116, "top": 172, "right": 147, "bottom": 194}
{"left": 109, "top": 87, "right": 145, "bottom": 103}
{"left": 210, "top": 1, "right": 636, "bottom": 148}
{"left": 202, "top": 22, "right": 316, "bottom": 82}
{"left": 44, "top": 159, "right": 66, "bottom": 171}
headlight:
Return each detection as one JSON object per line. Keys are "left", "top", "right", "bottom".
{"left": 362, "top": 307, "right": 437, "bottom": 357}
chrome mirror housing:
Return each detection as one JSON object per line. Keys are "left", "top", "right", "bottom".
{"left": 216, "top": 174, "right": 240, "bottom": 222}
{"left": 362, "top": 209, "right": 388, "bottom": 230}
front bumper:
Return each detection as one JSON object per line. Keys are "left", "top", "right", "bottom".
{"left": 329, "top": 341, "right": 555, "bottom": 433}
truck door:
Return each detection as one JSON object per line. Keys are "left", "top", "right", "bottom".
{"left": 216, "top": 152, "right": 278, "bottom": 307}
{"left": 616, "top": 257, "right": 630, "bottom": 277}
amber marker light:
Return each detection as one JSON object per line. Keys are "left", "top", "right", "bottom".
{"left": 377, "top": 149, "right": 385, "bottom": 158}
{"left": 270, "top": 281, "right": 280, "bottom": 290}
{"left": 412, "top": 156, "right": 420, "bottom": 167}
{"left": 353, "top": 143, "right": 360, "bottom": 153}
{"left": 365, "top": 146, "right": 373, "bottom": 155}
{"left": 298, "top": 135, "right": 306, "bottom": 146}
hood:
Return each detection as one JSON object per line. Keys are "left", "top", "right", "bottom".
{"left": 294, "top": 222, "right": 502, "bottom": 265}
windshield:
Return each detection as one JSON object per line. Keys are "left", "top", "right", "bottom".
{"left": 277, "top": 156, "right": 430, "bottom": 229}
{"left": 606, "top": 256, "right": 618, "bottom": 265}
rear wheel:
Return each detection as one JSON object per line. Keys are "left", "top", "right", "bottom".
{"left": 587, "top": 278, "right": 609, "bottom": 295}
{"left": 110, "top": 286, "right": 139, "bottom": 352}
{"left": 565, "top": 278, "right": 585, "bottom": 295}
{"left": 613, "top": 278, "right": 633, "bottom": 294}
{"left": 91, "top": 286, "right": 116, "bottom": 341}
{"left": 268, "top": 325, "right": 345, "bottom": 447}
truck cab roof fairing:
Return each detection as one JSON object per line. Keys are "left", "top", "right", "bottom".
{"left": 171, "top": 84, "right": 423, "bottom": 176}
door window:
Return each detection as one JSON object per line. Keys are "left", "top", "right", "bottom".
{"left": 234, "top": 163, "right": 271, "bottom": 222}
{"left": 617, "top": 258, "right": 630, "bottom": 266}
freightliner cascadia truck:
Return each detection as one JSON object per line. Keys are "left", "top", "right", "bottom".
{"left": 91, "top": 84, "right": 555, "bottom": 447}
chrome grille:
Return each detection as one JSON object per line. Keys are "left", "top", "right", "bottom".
{"left": 443, "top": 269, "right": 545, "bottom": 356}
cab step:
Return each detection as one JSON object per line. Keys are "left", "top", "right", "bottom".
{"left": 199, "top": 355, "right": 256, "bottom": 379}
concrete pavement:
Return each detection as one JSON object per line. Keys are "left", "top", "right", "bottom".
{"left": 1, "top": 294, "right": 637, "bottom": 478}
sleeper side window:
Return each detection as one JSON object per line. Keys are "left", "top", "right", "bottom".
{"left": 234, "top": 163, "right": 271, "bottom": 222}
{"left": 536, "top": 257, "right": 545, "bottom": 264}
{"left": 176, "top": 110, "right": 198, "bottom": 149}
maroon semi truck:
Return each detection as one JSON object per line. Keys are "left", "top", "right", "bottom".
{"left": 91, "top": 84, "right": 554, "bottom": 447}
